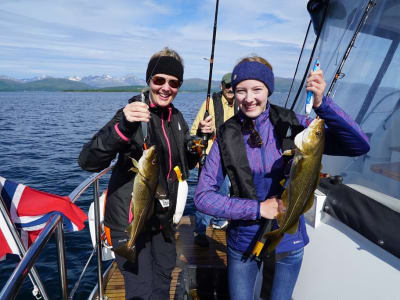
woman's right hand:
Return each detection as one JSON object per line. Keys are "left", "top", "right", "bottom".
{"left": 123, "top": 102, "right": 151, "bottom": 123}
{"left": 260, "top": 196, "right": 286, "bottom": 219}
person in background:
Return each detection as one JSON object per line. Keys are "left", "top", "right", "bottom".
{"left": 194, "top": 55, "right": 370, "bottom": 299}
{"left": 190, "top": 72, "right": 238, "bottom": 247}
{"left": 78, "top": 47, "right": 201, "bottom": 300}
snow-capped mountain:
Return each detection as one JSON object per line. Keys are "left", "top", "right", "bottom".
{"left": 0, "top": 75, "right": 23, "bottom": 82}
{"left": 1, "top": 74, "right": 146, "bottom": 88}
{"left": 79, "top": 74, "right": 146, "bottom": 88}
{"left": 21, "top": 75, "right": 52, "bottom": 82}
{"left": 120, "top": 74, "right": 146, "bottom": 86}
{"left": 68, "top": 76, "right": 82, "bottom": 82}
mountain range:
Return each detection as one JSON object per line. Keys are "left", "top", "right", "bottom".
{"left": 0, "top": 74, "right": 294, "bottom": 92}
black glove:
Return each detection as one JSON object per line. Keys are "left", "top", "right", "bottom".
{"left": 118, "top": 113, "right": 139, "bottom": 137}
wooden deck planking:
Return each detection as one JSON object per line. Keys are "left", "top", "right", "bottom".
{"left": 103, "top": 215, "right": 227, "bottom": 300}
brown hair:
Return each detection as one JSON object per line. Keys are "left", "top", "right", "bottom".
{"left": 236, "top": 55, "right": 273, "bottom": 71}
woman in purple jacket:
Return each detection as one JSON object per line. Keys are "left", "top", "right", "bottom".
{"left": 194, "top": 56, "right": 370, "bottom": 300}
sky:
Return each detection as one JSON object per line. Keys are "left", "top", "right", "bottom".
{"left": 0, "top": 0, "right": 310, "bottom": 80}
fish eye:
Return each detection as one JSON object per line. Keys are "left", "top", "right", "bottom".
{"left": 315, "top": 131, "right": 321, "bottom": 136}
{"left": 152, "top": 159, "right": 157, "bottom": 165}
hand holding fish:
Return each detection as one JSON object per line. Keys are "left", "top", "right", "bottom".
{"left": 260, "top": 196, "right": 286, "bottom": 219}
{"left": 123, "top": 101, "right": 151, "bottom": 123}
{"left": 306, "top": 69, "right": 326, "bottom": 108}
{"left": 199, "top": 115, "right": 214, "bottom": 134}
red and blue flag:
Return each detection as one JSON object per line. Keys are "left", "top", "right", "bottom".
{"left": 0, "top": 176, "right": 87, "bottom": 260}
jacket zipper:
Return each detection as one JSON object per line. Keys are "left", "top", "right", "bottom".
{"left": 161, "top": 111, "right": 173, "bottom": 179}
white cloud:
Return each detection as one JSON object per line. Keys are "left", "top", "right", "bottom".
{"left": 0, "top": 0, "right": 311, "bottom": 79}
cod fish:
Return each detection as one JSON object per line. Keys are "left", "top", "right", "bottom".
{"left": 114, "top": 145, "right": 159, "bottom": 262}
{"left": 265, "top": 118, "right": 325, "bottom": 252}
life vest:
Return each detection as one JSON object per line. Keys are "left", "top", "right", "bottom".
{"left": 212, "top": 91, "right": 239, "bottom": 135}
{"left": 216, "top": 103, "right": 304, "bottom": 199}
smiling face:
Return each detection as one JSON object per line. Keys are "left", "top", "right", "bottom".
{"left": 149, "top": 73, "right": 180, "bottom": 107}
{"left": 235, "top": 79, "right": 269, "bottom": 118}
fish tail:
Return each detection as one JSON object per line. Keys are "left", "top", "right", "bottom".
{"left": 267, "top": 235, "right": 284, "bottom": 253}
{"left": 114, "top": 244, "right": 137, "bottom": 263}
{"left": 264, "top": 230, "right": 282, "bottom": 253}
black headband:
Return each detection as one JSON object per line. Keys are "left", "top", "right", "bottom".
{"left": 146, "top": 56, "right": 184, "bottom": 84}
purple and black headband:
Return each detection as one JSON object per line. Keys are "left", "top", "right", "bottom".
{"left": 231, "top": 61, "right": 275, "bottom": 96}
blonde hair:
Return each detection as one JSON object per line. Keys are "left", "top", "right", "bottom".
{"left": 236, "top": 55, "right": 273, "bottom": 71}
{"left": 149, "top": 47, "right": 184, "bottom": 68}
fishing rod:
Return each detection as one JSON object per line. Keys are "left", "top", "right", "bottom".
{"left": 198, "top": 0, "right": 220, "bottom": 176}
{"left": 289, "top": 0, "right": 329, "bottom": 111}
{"left": 328, "top": 0, "right": 376, "bottom": 98}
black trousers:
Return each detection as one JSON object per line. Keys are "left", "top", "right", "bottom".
{"left": 111, "top": 228, "right": 176, "bottom": 300}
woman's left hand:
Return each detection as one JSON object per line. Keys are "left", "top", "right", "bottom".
{"left": 199, "top": 115, "right": 215, "bottom": 134}
{"left": 306, "top": 69, "right": 326, "bottom": 108}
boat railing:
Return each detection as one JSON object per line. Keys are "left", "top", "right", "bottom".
{"left": 0, "top": 164, "right": 115, "bottom": 300}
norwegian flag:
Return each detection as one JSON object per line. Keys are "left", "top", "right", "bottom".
{"left": 0, "top": 176, "right": 87, "bottom": 260}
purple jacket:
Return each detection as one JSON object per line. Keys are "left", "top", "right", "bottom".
{"left": 194, "top": 96, "right": 370, "bottom": 253}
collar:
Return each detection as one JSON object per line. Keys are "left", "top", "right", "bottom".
{"left": 221, "top": 94, "right": 234, "bottom": 107}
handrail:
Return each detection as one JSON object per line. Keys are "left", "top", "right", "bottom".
{"left": 0, "top": 163, "right": 115, "bottom": 300}
{"left": 69, "top": 164, "right": 115, "bottom": 203}
{"left": 0, "top": 194, "right": 50, "bottom": 300}
{"left": 0, "top": 215, "right": 61, "bottom": 300}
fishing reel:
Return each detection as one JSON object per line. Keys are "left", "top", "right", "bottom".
{"left": 187, "top": 136, "right": 207, "bottom": 157}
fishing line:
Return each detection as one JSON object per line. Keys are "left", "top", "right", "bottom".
{"left": 285, "top": 20, "right": 312, "bottom": 108}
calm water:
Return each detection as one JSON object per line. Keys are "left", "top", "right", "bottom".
{"left": 0, "top": 91, "right": 287, "bottom": 299}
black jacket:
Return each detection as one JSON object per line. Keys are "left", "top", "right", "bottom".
{"left": 78, "top": 92, "right": 198, "bottom": 232}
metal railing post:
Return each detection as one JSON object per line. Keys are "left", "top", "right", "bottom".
{"left": 0, "top": 215, "right": 60, "bottom": 300}
{"left": 0, "top": 164, "right": 115, "bottom": 299}
{"left": 55, "top": 221, "right": 68, "bottom": 299}
{"left": 93, "top": 179, "right": 104, "bottom": 299}
{"left": 0, "top": 195, "right": 50, "bottom": 300}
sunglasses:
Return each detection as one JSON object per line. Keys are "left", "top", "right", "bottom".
{"left": 223, "top": 83, "right": 232, "bottom": 89}
{"left": 242, "top": 119, "right": 263, "bottom": 148}
{"left": 151, "top": 76, "right": 181, "bottom": 89}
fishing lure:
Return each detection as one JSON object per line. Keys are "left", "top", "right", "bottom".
{"left": 305, "top": 59, "right": 321, "bottom": 116}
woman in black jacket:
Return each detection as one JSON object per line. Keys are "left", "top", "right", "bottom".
{"left": 78, "top": 47, "right": 199, "bottom": 299}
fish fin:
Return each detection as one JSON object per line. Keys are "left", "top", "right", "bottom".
{"left": 281, "top": 188, "right": 288, "bottom": 206}
{"left": 277, "top": 213, "right": 285, "bottom": 227}
{"left": 113, "top": 244, "right": 137, "bottom": 263}
{"left": 126, "top": 222, "right": 134, "bottom": 237}
{"left": 267, "top": 235, "right": 284, "bottom": 253}
{"left": 287, "top": 220, "right": 299, "bottom": 235}
{"left": 303, "top": 195, "right": 315, "bottom": 214}
{"left": 129, "top": 157, "right": 139, "bottom": 173}
{"left": 277, "top": 189, "right": 288, "bottom": 226}
{"left": 282, "top": 149, "right": 296, "bottom": 156}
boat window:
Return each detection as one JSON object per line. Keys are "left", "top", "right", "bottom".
{"left": 295, "top": 0, "right": 400, "bottom": 203}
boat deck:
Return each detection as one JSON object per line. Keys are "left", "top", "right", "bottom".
{"left": 103, "top": 215, "right": 228, "bottom": 300}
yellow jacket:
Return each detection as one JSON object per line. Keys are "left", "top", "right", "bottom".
{"left": 190, "top": 93, "right": 236, "bottom": 154}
